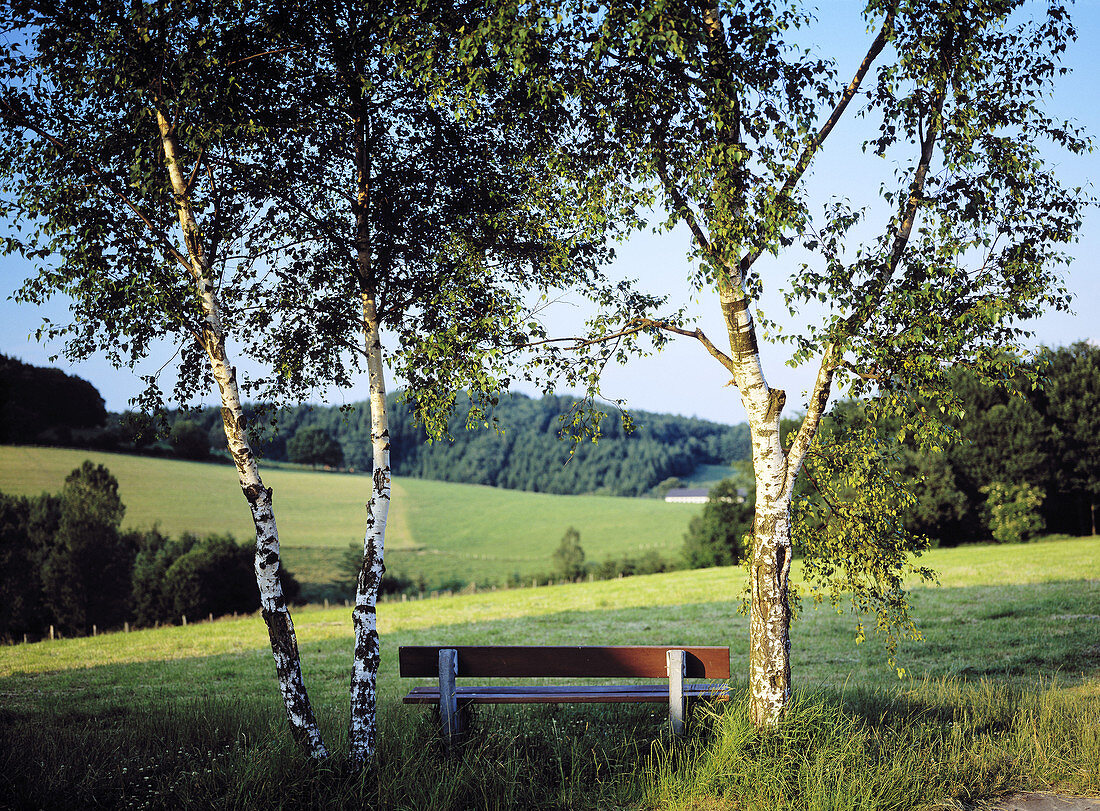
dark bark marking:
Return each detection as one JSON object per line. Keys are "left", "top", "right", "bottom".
{"left": 753, "top": 562, "right": 768, "bottom": 618}
{"left": 766, "top": 389, "right": 786, "bottom": 422}
{"left": 242, "top": 484, "right": 271, "bottom": 507}
{"left": 721, "top": 297, "right": 760, "bottom": 358}
{"left": 726, "top": 298, "right": 750, "bottom": 314}
{"left": 261, "top": 607, "right": 322, "bottom": 750}
{"left": 812, "top": 381, "right": 830, "bottom": 416}
{"left": 371, "top": 466, "right": 390, "bottom": 495}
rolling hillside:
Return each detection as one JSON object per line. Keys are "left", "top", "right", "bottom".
{"left": 0, "top": 446, "right": 703, "bottom": 588}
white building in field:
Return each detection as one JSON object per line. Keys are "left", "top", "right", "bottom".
{"left": 663, "top": 488, "right": 711, "bottom": 504}
{"left": 664, "top": 487, "right": 748, "bottom": 504}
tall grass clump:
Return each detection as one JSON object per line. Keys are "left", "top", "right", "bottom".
{"left": 638, "top": 679, "right": 1100, "bottom": 811}
{"left": 1, "top": 678, "right": 1097, "bottom": 809}
{"left": 0, "top": 697, "right": 659, "bottom": 810}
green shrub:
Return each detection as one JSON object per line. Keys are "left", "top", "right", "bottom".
{"left": 134, "top": 531, "right": 301, "bottom": 625}
{"left": 0, "top": 493, "right": 47, "bottom": 639}
{"left": 681, "top": 479, "right": 752, "bottom": 568}
{"left": 981, "top": 482, "right": 1046, "bottom": 543}
{"left": 170, "top": 420, "right": 209, "bottom": 460}
{"left": 40, "top": 462, "right": 133, "bottom": 633}
{"left": 163, "top": 534, "right": 257, "bottom": 620}
{"left": 551, "top": 527, "right": 586, "bottom": 581}
{"left": 286, "top": 426, "right": 344, "bottom": 468}
{"left": 131, "top": 529, "right": 199, "bottom": 626}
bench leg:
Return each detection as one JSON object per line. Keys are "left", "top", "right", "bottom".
{"left": 667, "top": 649, "right": 686, "bottom": 736}
{"left": 439, "top": 648, "right": 464, "bottom": 744}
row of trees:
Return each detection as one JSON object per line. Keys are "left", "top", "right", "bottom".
{"left": 805, "top": 343, "right": 1100, "bottom": 545}
{"left": 0, "top": 462, "right": 287, "bottom": 641}
{"left": 1, "top": 0, "right": 1088, "bottom": 755}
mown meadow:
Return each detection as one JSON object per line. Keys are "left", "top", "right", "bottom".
{"left": 0, "top": 446, "right": 701, "bottom": 588}
{"left": 1, "top": 537, "right": 1097, "bottom": 809}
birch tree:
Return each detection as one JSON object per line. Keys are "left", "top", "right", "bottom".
{"left": 0, "top": 0, "right": 329, "bottom": 755}
{"left": 527, "top": 0, "right": 1090, "bottom": 726}
{"left": 229, "top": 0, "right": 612, "bottom": 764}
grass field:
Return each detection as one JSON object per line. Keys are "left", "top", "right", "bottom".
{"left": 1, "top": 537, "right": 1097, "bottom": 808}
{"left": 0, "top": 445, "right": 702, "bottom": 587}
{"left": 678, "top": 462, "right": 740, "bottom": 488}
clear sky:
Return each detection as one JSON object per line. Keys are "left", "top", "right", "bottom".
{"left": 2, "top": 2, "right": 1097, "bottom": 426}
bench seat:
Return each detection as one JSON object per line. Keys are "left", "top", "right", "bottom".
{"left": 403, "top": 682, "right": 731, "bottom": 705}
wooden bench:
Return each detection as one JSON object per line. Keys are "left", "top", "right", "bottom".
{"left": 399, "top": 645, "right": 731, "bottom": 741}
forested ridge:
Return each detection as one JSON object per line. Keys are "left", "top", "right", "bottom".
{"left": 0, "top": 353, "right": 752, "bottom": 496}
{"left": 205, "top": 393, "right": 752, "bottom": 497}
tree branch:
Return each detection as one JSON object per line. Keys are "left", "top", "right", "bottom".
{"left": 843, "top": 84, "right": 946, "bottom": 336}
{"left": 740, "top": 4, "right": 895, "bottom": 275}
{"left": 786, "top": 78, "right": 947, "bottom": 496}
{"left": 656, "top": 160, "right": 714, "bottom": 258}
{"left": 0, "top": 98, "right": 193, "bottom": 272}
{"left": 515, "top": 317, "right": 738, "bottom": 373}
{"left": 225, "top": 45, "right": 303, "bottom": 67}
{"left": 182, "top": 145, "right": 206, "bottom": 199}
{"left": 784, "top": 342, "right": 839, "bottom": 495}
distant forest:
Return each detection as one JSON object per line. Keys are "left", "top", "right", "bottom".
{"left": 0, "top": 354, "right": 751, "bottom": 495}
{"left": 194, "top": 393, "right": 752, "bottom": 497}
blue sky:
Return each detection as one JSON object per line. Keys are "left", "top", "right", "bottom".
{"left": 2, "top": 1, "right": 1097, "bottom": 426}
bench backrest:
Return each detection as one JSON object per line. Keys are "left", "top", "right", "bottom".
{"left": 398, "top": 645, "right": 730, "bottom": 679}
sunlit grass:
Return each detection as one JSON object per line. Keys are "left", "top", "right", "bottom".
{"left": 0, "top": 445, "right": 701, "bottom": 587}
{"left": 3, "top": 535, "right": 1097, "bottom": 679}
{"left": 0, "top": 537, "right": 1097, "bottom": 808}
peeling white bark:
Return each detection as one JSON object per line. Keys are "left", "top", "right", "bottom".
{"left": 743, "top": 389, "right": 793, "bottom": 727}
{"left": 348, "top": 294, "right": 389, "bottom": 765}
{"left": 155, "top": 109, "right": 327, "bottom": 758}
{"left": 716, "top": 276, "right": 795, "bottom": 727}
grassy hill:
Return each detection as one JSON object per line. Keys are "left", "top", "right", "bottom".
{"left": 0, "top": 445, "right": 703, "bottom": 588}
{"left": 0, "top": 536, "right": 1097, "bottom": 808}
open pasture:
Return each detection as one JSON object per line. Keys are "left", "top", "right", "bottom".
{"left": 0, "top": 446, "right": 700, "bottom": 587}
{"left": 1, "top": 537, "right": 1097, "bottom": 808}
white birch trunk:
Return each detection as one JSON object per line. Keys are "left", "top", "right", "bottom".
{"left": 720, "top": 283, "right": 794, "bottom": 727}
{"left": 155, "top": 110, "right": 327, "bottom": 758}
{"left": 347, "top": 294, "right": 389, "bottom": 765}
{"left": 746, "top": 450, "right": 793, "bottom": 727}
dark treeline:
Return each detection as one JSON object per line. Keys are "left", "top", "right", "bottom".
{"left": 175, "top": 393, "right": 753, "bottom": 497}
{"left": 0, "top": 461, "right": 300, "bottom": 642}
{"left": 0, "top": 355, "right": 106, "bottom": 445}
{"left": 0, "top": 354, "right": 753, "bottom": 495}
{"left": 811, "top": 342, "right": 1100, "bottom": 544}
